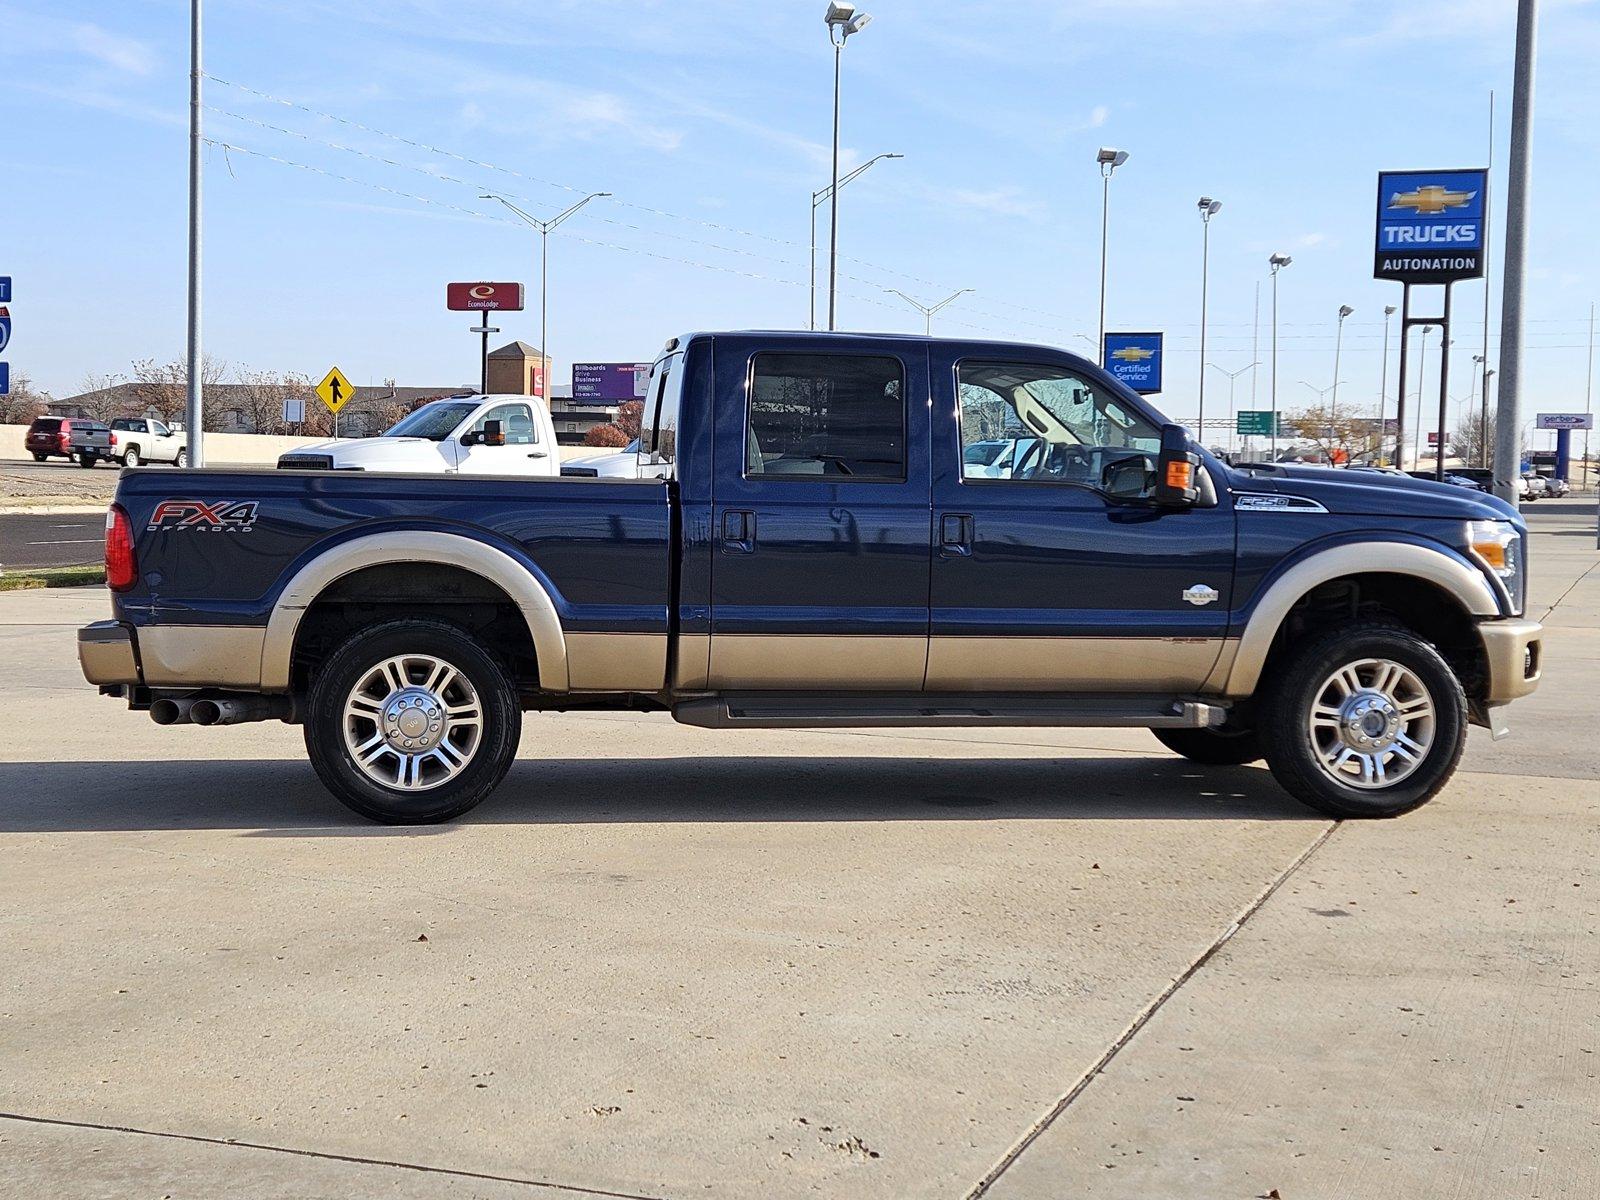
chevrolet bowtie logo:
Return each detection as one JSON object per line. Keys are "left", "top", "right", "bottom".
{"left": 1388, "top": 185, "right": 1476, "bottom": 215}
{"left": 1111, "top": 345, "right": 1154, "bottom": 363}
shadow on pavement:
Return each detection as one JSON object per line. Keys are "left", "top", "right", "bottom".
{"left": 0, "top": 754, "right": 1318, "bottom": 833}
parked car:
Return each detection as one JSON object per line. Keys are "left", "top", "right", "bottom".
{"left": 1520, "top": 473, "right": 1548, "bottom": 502}
{"left": 110, "top": 417, "right": 188, "bottom": 467}
{"left": 561, "top": 438, "right": 671, "bottom": 480}
{"left": 276, "top": 395, "right": 558, "bottom": 475}
{"left": 25, "top": 416, "right": 83, "bottom": 462}
{"left": 1348, "top": 465, "right": 1409, "bottom": 478}
{"left": 1543, "top": 475, "right": 1570, "bottom": 498}
{"left": 1451, "top": 468, "right": 1493, "bottom": 490}
{"left": 81, "top": 331, "right": 1541, "bottom": 825}
{"left": 1406, "top": 469, "right": 1483, "bottom": 491}
{"left": 65, "top": 420, "right": 116, "bottom": 467}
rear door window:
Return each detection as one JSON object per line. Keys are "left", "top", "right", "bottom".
{"left": 746, "top": 353, "right": 905, "bottom": 481}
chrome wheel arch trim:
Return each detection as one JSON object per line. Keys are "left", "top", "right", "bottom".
{"left": 260, "top": 531, "right": 568, "bottom": 692}
{"left": 1215, "top": 542, "right": 1499, "bottom": 697}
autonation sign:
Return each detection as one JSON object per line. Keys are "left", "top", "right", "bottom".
{"left": 1374, "top": 168, "right": 1488, "bottom": 284}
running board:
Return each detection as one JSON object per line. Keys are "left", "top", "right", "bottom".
{"left": 672, "top": 693, "right": 1228, "bottom": 731}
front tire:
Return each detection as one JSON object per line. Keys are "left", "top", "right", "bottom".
{"left": 303, "top": 619, "right": 521, "bottom": 823}
{"left": 1152, "top": 725, "right": 1263, "bottom": 766}
{"left": 174, "top": 448, "right": 188, "bottom": 468}
{"left": 1260, "top": 622, "right": 1467, "bottom": 818}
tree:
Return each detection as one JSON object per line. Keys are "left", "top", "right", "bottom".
{"left": 75, "top": 372, "right": 128, "bottom": 423}
{"left": 232, "top": 367, "right": 312, "bottom": 436}
{"left": 613, "top": 400, "right": 644, "bottom": 442}
{"left": 583, "top": 423, "right": 630, "bottom": 448}
{"left": 0, "top": 370, "right": 50, "bottom": 424}
{"left": 1290, "top": 404, "right": 1379, "bottom": 466}
{"left": 128, "top": 354, "right": 229, "bottom": 427}
{"left": 1453, "top": 409, "right": 1495, "bottom": 469}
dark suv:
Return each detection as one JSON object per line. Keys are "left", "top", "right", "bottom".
{"left": 25, "top": 416, "right": 75, "bottom": 462}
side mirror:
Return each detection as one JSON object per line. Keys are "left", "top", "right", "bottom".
{"left": 1100, "top": 455, "right": 1153, "bottom": 500}
{"left": 1153, "top": 423, "right": 1200, "bottom": 507}
{"left": 474, "top": 419, "right": 505, "bottom": 448}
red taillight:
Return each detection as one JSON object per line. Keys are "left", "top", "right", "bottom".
{"left": 105, "top": 505, "right": 138, "bottom": 591}
{"left": 109, "top": 431, "right": 119, "bottom": 447}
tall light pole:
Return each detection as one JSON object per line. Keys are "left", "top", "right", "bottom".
{"left": 1584, "top": 302, "right": 1594, "bottom": 490}
{"left": 1379, "top": 304, "right": 1397, "bottom": 466}
{"left": 481, "top": 192, "right": 610, "bottom": 399}
{"left": 811, "top": 152, "right": 900, "bottom": 330}
{"left": 1495, "top": 0, "right": 1539, "bottom": 504}
{"left": 1415, "top": 324, "right": 1434, "bottom": 471}
{"left": 824, "top": 1, "right": 873, "bottom": 332}
{"left": 888, "top": 288, "right": 973, "bottom": 335}
{"left": 1096, "top": 147, "right": 1130, "bottom": 365}
{"left": 185, "top": 0, "right": 204, "bottom": 464}
{"left": 1269, "top": 252, "right": 1291, "bottom": 459}
{"left": 1472, "top": 353, "right": 1488, "bottom": 466}
{"left": 1331, "top": 304, "right": 1354, "bottom": 435}
{"left": 1196, "top": 197, "right": 1221, "bottom": 438}
{"left": 1209, "top": 362, "right": 1257, "bottom": 458}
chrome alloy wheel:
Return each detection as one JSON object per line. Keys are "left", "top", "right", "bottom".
{"left": 1307, "top": 657, "right": 1435, "bottom": 790}
{"left": 342, "top": 654, "right": 482, "bottom": 791}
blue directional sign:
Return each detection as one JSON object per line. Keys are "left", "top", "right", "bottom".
{"left": 0, "top": 277, "right": 11, "bottom": 303}
{"left": 0, "top": 363, "right": 8, "bottom": 396}
{"left": 0, "top": 307, "right": 10, "bottom": 355}
{"left": 1375, "top": 168, "right": 1487, "bottom": 284}
{"left": 1102, "top": 331, "right": 1163, "bottom": 394}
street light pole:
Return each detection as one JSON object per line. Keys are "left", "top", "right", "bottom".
{"left": 1209, "top": 362, "right": 1257, "bottom": 458}
{"left": 1379, "top": 305, "right": 1397, "bottom": 466}
{"left": 1269, "top": 253, "right": 1291, "bottom": 459}
{"left": 1331, "top": 305, "right": 1353, "bottom": 436}
{"left": 1495, "top": 0, "right": 1539, "bottom": 504}
{"left": 1196, "top": 198, "right": 1221, "bottom": 439}
{"left": 811, "top": 152, "right": 900, "bottom": 330}
{"left": 1096, "top": 147, "right": 1129, "bottom": 365}
{"left": 1415, "top": 325, "right": 1433, "bottom": 472}
{"left": 185, "top": 0, "right": 204, "bottom": 465}
{"left": 824, "top": 2, "right": 874, "bottom": 332}
{"left": 481, "top": 192, "right": 610, "bottom": 399}
{"left": 888, "top": 288, "right": 973, "bottom": 335}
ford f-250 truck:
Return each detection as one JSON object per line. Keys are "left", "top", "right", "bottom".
{"left": 78, "top": 331, "right": 1543, "bottom": 824}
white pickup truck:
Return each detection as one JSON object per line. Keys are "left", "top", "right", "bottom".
{"left": 277, "top": 395, "right": 560, "bottom": 475}
{"left": 109, "top": 417, "right": 188, "bottom": 467}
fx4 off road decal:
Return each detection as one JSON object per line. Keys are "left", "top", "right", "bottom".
{"left": 147, "top": 500, "right": 259, "bottom": 532}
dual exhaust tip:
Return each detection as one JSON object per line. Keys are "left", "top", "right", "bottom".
{"left": 150, "top": 694, "right": 294, "bottom": 727}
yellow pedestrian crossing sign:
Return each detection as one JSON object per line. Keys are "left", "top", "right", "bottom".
{"left": 316, "top": 366, "right": 354, "bottom": 414}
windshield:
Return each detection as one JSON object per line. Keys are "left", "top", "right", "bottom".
{"left": 384, "top": 400, "right": 478, "bottom": 440}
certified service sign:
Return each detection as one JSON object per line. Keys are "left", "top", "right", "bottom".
{"left": 1374, "top": 169, "right": 1488, "bottom": 284}
{"left": 1102, "top": 332, "right": 1163, "bottom": 394}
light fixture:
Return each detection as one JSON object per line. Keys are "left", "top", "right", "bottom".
{"left": 1269, "top": 252, "right": 1292, "bottom": 269}
{"left": 1198, "top": 196, "right": 1222, "bottom": 217}
{"left": 1097, "top": 147, "right": 1129, "bottom": 169}
{"left": 1339, "top": 304, "right": 1355, "bottom": 319}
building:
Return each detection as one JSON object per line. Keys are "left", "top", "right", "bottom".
{"left": 484, "top": 341, "right": 617, "bottom": 444}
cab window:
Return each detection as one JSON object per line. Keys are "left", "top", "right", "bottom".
{"left": 957, "top": 361, "right": 1161, "bottom": 494}
{"left": 471, "top": 403, "right": 538, "bottom": 445}
{"left": 746, "top": 352, "right": 904, "bottom": 481}
{"left": 642, "top": 351, "right": 683, "bottom": 469}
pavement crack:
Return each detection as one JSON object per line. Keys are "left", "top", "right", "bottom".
{"left": 0, "top": 1111, "right": 672, "bottom": 1199}
{"left": 963, "top": 819, "right": 1342, "bottom": 1200}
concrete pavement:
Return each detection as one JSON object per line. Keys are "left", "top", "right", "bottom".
{"left": 0, "top": 503, "right": 1594, "bottom": 1199}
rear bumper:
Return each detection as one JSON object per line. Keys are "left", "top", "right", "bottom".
{"left": 78, "top": 621, "right": 140, "bottom": 686}
{"left": 1477, "top": 618, "right": 1542, "bottom": 703}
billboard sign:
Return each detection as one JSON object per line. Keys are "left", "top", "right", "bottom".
{"left": 572, "top": 362, "right": 651, "bottom": 403}
{"left": 446, "top": 281, "right": 525, "bottom": 311}
{"left": 1374, "top": 169, "right": 1488, "bottom": 284}
{"left": 1101, "top": 332, "right": 1162, "bottom": 394}
{"left": 1535, "top": 412, "right": 1593, "bottom": 430}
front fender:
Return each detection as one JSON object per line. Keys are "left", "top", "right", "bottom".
{"left": 1214, "top": 537, "right": 1500, "bottom": 697}
{"left": 259, "top": 530, "right": 569, "bottom": 692}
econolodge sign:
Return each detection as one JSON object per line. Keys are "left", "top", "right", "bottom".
{"left": 1374, "top": 169, "right": 1488, "bottom": 284}
{"left": 446, "top": 282, "right": 525, "bottom": 312}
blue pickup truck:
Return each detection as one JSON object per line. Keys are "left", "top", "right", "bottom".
{"left": 78, "top": 331, "right": 1542, "bottom": 823}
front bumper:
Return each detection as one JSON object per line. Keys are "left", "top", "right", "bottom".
{"left": 1477, "top": 617, "right": 1543, "bottom": 703}
{"left": 78, "top": 620, "right": 140, "bottom": 686}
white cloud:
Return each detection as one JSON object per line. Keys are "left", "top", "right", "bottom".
{"left": 71, "top": 23, "right": 155, "bottom": 75}
{"left": 945, "top": 187, "right": 1047, "bottom": 222}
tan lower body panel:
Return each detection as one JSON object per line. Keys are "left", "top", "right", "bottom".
{"left": 926, "top": 636, "right": 1232, "bottom": 693}
{"left": 708, "top": 634, "right": 926, "bottom": 690}
{"left": 139, "top": 625, "right": 267, "bottom": 688}
{"left": 565, "top": 631, "right": 669, "bottom": 692}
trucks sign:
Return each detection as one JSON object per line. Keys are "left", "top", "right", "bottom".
{"left": 1374, "top": 169, "right": 1488, "bottom": 284}
{"left": 572, "top": 362, "right": 651, "bottom": 402}
{"left": 1101, "top": 332, "right": 1163, "bottom": 394}
{"left": 446, "top": 282, "right": 525, "bottom": 311}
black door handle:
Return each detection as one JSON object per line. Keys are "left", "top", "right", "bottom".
{"left": 940, "top": 513, "right": 973, "bottom": 558}
{"left": 722, "top": 509, "right": 756, "bottom": 553}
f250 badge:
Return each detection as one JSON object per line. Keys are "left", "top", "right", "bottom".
{"left": 148, "top": 500, "right": 259, "bottom": 532}
{"left": 1182, "top": 583, "right": 1219, "bottom": 606}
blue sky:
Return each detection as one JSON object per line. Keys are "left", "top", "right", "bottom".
{"left": 4, "top": 0, "right": 1598, "bottom": 451}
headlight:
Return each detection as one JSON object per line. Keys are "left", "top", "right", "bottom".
{"left": 1466, "top": 519, "right": 1524, "bottom": 614}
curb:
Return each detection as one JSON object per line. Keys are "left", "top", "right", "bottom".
{"left": 0, "top": 504, "right": 108, "bottom": 516}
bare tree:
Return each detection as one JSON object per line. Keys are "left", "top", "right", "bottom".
{"left": 74, "top": 372, "right": 128, "bottom": 423}
{"left": 0, "top": 370, "right": 50, "bottom": 424}
{"left": 128, "top": 354, "right": 229, "bottom": 427}
{"left": 1291, "top": 404, "right": 1379, "bottom": 465}
{"left": 232, "top": 368, "right": 312, "bottom": 436}
{"left": 1453, "top": 409, "right": 1495, "bottom": 468}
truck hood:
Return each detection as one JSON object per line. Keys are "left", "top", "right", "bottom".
{"left": 291, "top": 436, "right": 456, "bottom": 471}
{"left": 1226, "top": 464, "right": 1520, "bottom": 521}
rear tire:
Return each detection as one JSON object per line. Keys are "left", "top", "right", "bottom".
{"left": 304, "top": 618, "right": 521, "bottom": 824}
{"left": 123, "top": 446, "right": 142, "bottom": 467}
{"left": 32, "top": 453, "right": 46, "bottom": 462}
{"left": 76, "top": 453, "right": 97, "bottom": 468}
{"left": 1260, "top": 621, "right": 1467, "bottom": 819}
{"left": 1152, "top": 725, "right": 1263, "bottom": 766}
